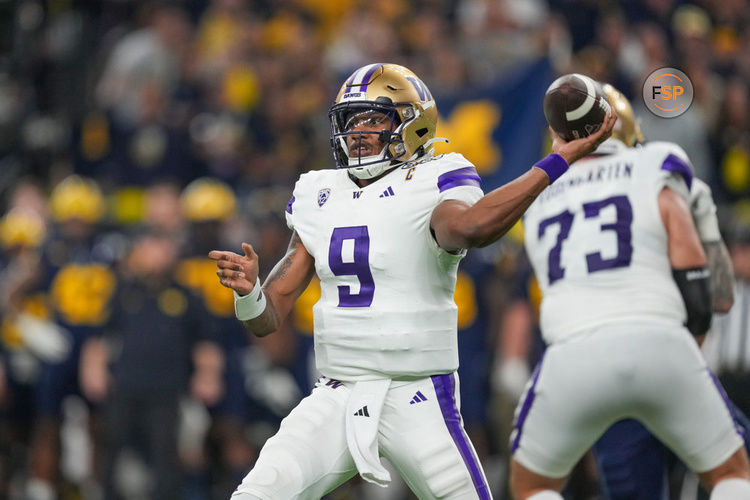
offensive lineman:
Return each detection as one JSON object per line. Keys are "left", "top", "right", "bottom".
{"left": 512, "top": 82, "right": 750, "bottom": 500}
{"left": 590, "top": 86, "right": 745, "bottom": 500}
{"left": 209, "top": 63, "right": 614, "bottom": 499}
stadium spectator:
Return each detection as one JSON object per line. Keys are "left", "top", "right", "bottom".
{"left": 0, "top": 207, "right": 48, "bottom": 499}
{"left": 176, "top": 177, "right": 257, "bottom": 498}
{"left": 12, "top": 175, "right": 117, "bottom": 500}
{"left": 95, "top": 3, "right": 191, "bottom": 128}
{"left": 80, "top": 231, "right": 222, "bottom": 500}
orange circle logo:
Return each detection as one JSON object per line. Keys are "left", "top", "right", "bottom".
{"left": 642, "top": 67, "right": 693, "bottom": 118}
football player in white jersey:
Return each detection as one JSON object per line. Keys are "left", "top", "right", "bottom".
{"left": 512, "top": 82, "right": 750, "bottom": 500}
{"left": 209, "top": 63, "right": 614, "bottom": 500}
{"left": 590, "top": 86, "right": 743, "bottom": 500}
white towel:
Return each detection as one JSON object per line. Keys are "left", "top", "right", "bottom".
{"left": 345, "top": 379, "right": 392, "bottom": 487}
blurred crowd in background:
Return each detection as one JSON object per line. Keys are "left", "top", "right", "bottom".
{"left": 1, "top": 0, "right": 750, "bottom": 499}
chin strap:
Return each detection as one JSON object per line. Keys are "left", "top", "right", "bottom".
{"left": 420, "top": 137, "right": 449, "bottom": 158}
{"left": 423, "top": 137, "right": 449, "bottom": 149}
{"left": 401, "top": 137, "right": 449, "bottom": 165}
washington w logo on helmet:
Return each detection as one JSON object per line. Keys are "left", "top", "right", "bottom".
{"left": 329, "top": 63, "right": 447, "bottom": 181}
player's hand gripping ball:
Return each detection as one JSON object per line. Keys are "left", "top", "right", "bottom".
{"left": 543, "top": 73, "right": 611, "bottom": 141}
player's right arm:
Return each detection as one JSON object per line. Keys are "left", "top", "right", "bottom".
{"left": 690, "top": 178, "right": 735, "bottom": 313}
{"left": 431, "top": 112, "right": 616, "bottom": 252}
{"left": 209, "top": 231, "right": 316, "bottom": 337}
{"left": 703, "top": 240, "right": 734, "bottom": 313}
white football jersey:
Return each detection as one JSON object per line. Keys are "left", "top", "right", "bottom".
{"left": 286, "top": 153, "right": 483, "bottom": 380}
{"left": 523, "top": 139, "right": 695, "bottom": 344}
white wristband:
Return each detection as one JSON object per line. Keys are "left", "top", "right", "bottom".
{"left": 234, "top": 278, "right": 267, "bottom": 321}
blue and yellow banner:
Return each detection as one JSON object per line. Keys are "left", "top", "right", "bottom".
{"left": 435, "top": 58, "right": 553, "bottom": 191}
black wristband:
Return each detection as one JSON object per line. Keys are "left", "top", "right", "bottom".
{"left": 672, "top": 266, "right": 712, "bottom": 336}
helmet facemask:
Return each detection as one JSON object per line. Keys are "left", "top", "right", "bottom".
{"left": 330, "top": 63, "right": 440, "bottom": 179}
{"left": 329, "top": 99, "right": 410, "bottom": 179}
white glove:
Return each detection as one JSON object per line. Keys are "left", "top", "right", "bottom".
{"left": 16, "top": 313, "right": 72, "bottom": 362}
{"left": 689, "top": 178, "right": 722, "bottom": 242}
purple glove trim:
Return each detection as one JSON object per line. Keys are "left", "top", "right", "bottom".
{"left": 533, "top": 153, "right": 569, "bottom": 184}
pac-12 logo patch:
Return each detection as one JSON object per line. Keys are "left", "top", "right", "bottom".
{"left": 318, "top": 188, "right": 331, "bottom": 207}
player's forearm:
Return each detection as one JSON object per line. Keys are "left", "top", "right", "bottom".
{"left": 688, "top": 178, "right": 732, "bottom": 312}
{"left": 241, "top": 284, "right": 310, "bottom": 337}
{"left": 703, "top": 240, "right": 735, "bottom": 313}
{"left": 453, "top": 121, "right": 611, "bottom": 247}
{"left": 456, "top": 169, "right": 549, "bottom": 248}
{"left": 241, "top": 298, "right": 282, "bottom": 337}
{"left": 237, "top": 279, "right": 296, "bottom": 338}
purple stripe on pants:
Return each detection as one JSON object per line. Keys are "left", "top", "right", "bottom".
{"left": 708, "top": 369, "right": 745, "bottom": 438}
{"left": 432, "top": 373, "right": 491, "bottom": 500}
{"left": 511, "top": 354, "right": 545, "bottom": 453}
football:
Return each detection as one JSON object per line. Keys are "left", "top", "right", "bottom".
{"left": 543, "top": 73, "right": 611, "bottom": 141}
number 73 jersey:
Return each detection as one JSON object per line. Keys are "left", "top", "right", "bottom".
{"left": 523, "top": 140, "right": 694, "bottom": 344}
{"left": 285, "top": 153, "right": 483, "bottom": 381}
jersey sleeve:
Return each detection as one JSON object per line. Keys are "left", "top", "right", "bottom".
{"left": 434, "top": 153, "right": 484, "bottom": 206}
{"left": 285, "top": 194, "right": 295, "bottom": 230}
{"left": 643, "top": 141, "right": 694, "bottom": 201}
{"left": 285, "top": 174, "right": 308, "bottom": 230}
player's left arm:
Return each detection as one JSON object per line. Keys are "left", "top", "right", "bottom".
{"left": 690, "top": 178, "right": 735, "bottom": 312}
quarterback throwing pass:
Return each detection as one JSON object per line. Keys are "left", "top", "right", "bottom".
{"left": 210, "top": 63, "right": 613, "bottom": 500}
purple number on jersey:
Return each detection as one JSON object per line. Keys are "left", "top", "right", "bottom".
{"left": 328, "top": 226, "right": 375, "bottom": 307}
{"left": 583, "top": 195, "right": 633, "bottom": 272}
{"left": 538, "top": 209, "right": 574, "bottom": 284}
{"left": 538, "top": 195, "right": 634, "bottom": 284}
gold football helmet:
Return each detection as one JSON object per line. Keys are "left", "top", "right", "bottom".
{"left": 49, "top": 175, "right": 106, "bottom": 224}
{"left": 329, "top": 63, "right": 441, "bottom": 179}
{"left": 601, "top": 83, "right": 644, "bottom": 147}
{"left": 0, "top": 208, "right": 46, "bottom": 249}
{"left": 180, "top": 177, "right": 237, "bottom": 222}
